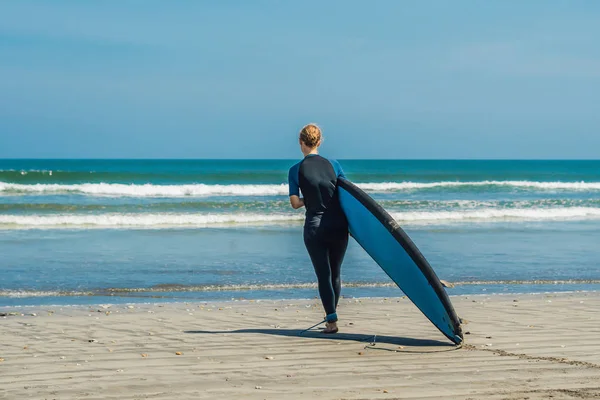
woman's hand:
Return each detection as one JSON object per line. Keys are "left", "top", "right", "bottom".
{"left": 289, "top": 195, "right": 305, "bottom": 209}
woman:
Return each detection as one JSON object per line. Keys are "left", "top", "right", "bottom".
{"left": 288, "top": 124, "right": 349, "bottom": 334}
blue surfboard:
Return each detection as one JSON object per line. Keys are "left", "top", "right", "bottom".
{"left": 337, "top": 178, "right": 463, "bottom": 344}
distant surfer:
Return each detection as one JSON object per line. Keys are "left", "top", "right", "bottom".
{"left": 288, "top": 124, "right": 349, "bottom": 334}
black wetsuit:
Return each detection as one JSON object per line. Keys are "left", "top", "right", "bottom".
{"left": 288, "top": 155, "right": 349, "bottom": 322}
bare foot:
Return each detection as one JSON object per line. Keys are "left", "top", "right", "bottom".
{"left": 323, "top": 321, "right": 339, "bottom": 334}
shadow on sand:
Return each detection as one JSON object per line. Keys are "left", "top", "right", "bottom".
{"left": 185, "top": 327, "right": 453, "bottom": 349}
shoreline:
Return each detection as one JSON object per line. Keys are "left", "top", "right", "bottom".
{"left": 1, "top": 288, "right": 600, "bottom": 311}
{"left": 2, "top": 288, "right": 600, "bottom": 311}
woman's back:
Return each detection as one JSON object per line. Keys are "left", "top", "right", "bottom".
{"left": 289, "top": 154, "right": 347, "bottom": 232}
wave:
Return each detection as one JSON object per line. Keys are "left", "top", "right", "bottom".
{"left": 2, "top": 180, "right": 600, "bottom": 197}
{"left": 359, "top": 180, "right": 600, "bottom": 191}
{"left": 2, "top": 280, "right": 600, "bottom": 298}
{"left": 2, "top": 199, "right": 600, "bottom": 214}
{"left": 382, "top": 199, "right": 600, "bottom": 210}
{"left": 0, "top": 200, "right": 292, "bottom": 213}
{"left": 389, "top": 207, "right": 600, "bottom": 223}
{"left": 0, "top": 169, "right": 289, "bottom": 185}
{"left": 0, "top": 182, "right": 288, "bottom": 197}
{"left": 0, "top": 213, "right": 304, "bottom": 229}
{"left": 1, "top": 206, "right": 600, "bottom": 229}
{"left": 0, "top": 169, "right": 56, "bottom": 174}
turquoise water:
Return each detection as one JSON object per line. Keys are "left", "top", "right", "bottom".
{"left": 1, "top": 159, "right": 600, "bottom": 307}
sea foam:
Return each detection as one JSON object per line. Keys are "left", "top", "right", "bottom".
{"left": 2, "top": 180, "right": 600, "bottom": 197}
{"left": 1, "top": 207, "right": 600, "bottom": 229}
{"left": 2, "top": 279, "right": 599, "bottom": 298}
{"left": 0, "top": 213, "right": 303, "bottom": 229}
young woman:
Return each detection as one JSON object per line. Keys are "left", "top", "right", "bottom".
{"left": 288, "top": 124, "right": 349, "bottom": 334}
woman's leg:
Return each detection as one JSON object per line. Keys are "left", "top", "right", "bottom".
{"left": 304, "top": 234, "right": 337, "bottom": 321}
{"left": 328, "top": 233, "right": 349, "bottom": 309}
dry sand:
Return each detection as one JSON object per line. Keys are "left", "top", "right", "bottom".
{"left": 1, "top": 292, "right": 599, "bottom": 399}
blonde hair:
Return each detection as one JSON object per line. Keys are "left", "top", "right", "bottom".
{"left": 299, "top": 124, "right": 322, "bottom": 148}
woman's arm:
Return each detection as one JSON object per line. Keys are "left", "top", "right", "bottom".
{"left": 289, "top": 195, "right": 305, "bottom": 209}
{"left": 288, "top": 163, "right": 304, "bottom": 209}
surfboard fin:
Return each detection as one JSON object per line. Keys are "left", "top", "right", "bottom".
{"left": 440, "top": 280, "right": 455, "bottom": 288}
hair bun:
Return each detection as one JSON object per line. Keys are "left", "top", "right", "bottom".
{"left": 299, "top": 124, "right": 322, "bottom": 148}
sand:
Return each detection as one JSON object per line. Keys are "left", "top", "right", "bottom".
{"left": 1, "top": 292, "right": 599, "bottom": 399}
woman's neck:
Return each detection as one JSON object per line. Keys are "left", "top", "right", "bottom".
{"left": 302, "top": 149, "right": 319, "bottom": 157}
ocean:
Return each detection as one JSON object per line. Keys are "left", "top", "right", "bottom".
{"left": 1, "top": 159, "right": 599, "bottom": 307}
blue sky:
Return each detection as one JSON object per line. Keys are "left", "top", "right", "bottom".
{"left": 1, "top": 1, "right": 599, "bottom": 159}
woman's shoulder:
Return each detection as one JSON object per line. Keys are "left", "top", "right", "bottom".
{"left": 288, "top": 160, "right": 302, "bottom": 179}
{"left": 319, "top": 156, "right": 341, "bottom": 168}
{"left": 325, "top": 158, "right": 345, "bottom": 178}
{"left": 288, "top": 160, "right": 302, "bottom": 171}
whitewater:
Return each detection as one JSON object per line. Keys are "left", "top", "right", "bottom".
{"left": 3, "top": 180, "right": 600, "bottom": 197}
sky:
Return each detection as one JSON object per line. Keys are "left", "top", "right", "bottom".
{"left": 1, "top": 1, "right": 599, "bottom": 159}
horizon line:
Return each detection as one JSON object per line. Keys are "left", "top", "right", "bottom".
{"left": 1, "top": 157, "right": 600, "bottom": 162}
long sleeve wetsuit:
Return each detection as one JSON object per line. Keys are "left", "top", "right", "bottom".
{"left": 288, "top": 155, "right": 349, "bottom": 322}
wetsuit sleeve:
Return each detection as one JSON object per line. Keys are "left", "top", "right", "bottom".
{"left": 330, "top": 159, "right": 346, "bottom": 179}
{"left": 288, "top": 163, "right": 300, "bottom": 196}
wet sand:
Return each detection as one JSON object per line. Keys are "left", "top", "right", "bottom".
{"left": 1, "top": 292, "right": 599, "bottom": 399}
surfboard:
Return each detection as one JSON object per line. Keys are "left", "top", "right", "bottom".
{"left": 337, "top": 178, "right": 463, "bottom": 344}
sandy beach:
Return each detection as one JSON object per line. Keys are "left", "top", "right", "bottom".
{"left": 1, "top": 292, "right": 599, "bottom": 400}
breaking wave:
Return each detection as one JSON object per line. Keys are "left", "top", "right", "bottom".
{"left": 2, "top": 180, "right": 600, "bottom": 197}
{"left": 1, "top": 206, "right": 600, "bottom": 229}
